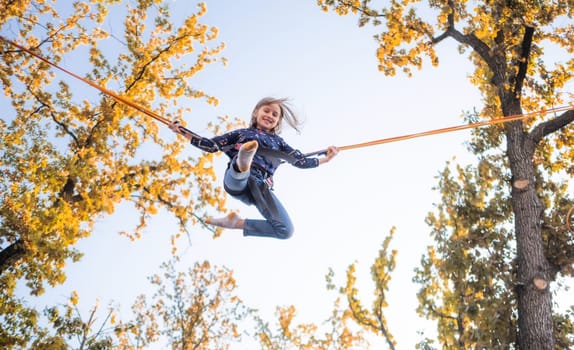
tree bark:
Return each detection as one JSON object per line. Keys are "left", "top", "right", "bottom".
{"left": 0, "top": 240, "right": 25, "bottom": 275}
{"left": 507, "top": 116, "right": 556, "bottom": 349}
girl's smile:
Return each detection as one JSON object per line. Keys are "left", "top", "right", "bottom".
{"left": 254, "top": 103, "right": 281, "bottom": 132}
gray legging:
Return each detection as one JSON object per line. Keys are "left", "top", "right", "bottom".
{"left": 223, "top": 164, "right": 294, "bottom": 239}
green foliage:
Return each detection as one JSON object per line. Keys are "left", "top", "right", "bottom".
{"left": 0, "top": 295, "right": 40, "bottom": 348}
{"left": 414, "top": 161, "right": 517, "bottom": 348}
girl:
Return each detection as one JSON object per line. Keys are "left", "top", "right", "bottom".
{"left": 169, "top": 97, "right": 338, "bottom": 239}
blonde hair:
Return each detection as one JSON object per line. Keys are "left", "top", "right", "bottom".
{"left": 249, "top": 97, "right": 302, "bottom": 134}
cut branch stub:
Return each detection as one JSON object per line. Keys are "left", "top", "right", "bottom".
{"left": 532, "top": 275, "right": 548, "bottom": 290}
{"left": 513, "top": 178, "right": 530, "bottom": 190}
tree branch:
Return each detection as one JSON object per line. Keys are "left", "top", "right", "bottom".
{"left": 431, "top": 0, "right": 494, "bottom": 67}
{"left": 124, "top": 33, "right": 195, "bottom": 94}
{"left": 338, "top": 0, "right": 383, "bottom": 18}
{"left": 529, "top": 109, "right": 574, "bottom": 144}
{"left": 431, "top": 0, "right": 456, "bottom": 45}
{"left": 0, "top": 240, "right": 25, "bottom": 275}
{"left": 513, "top": 26, "right": 535, "bottom": 98}
{"left": 428, "top": 303, "right": 458, "bottom": 321}
{"left": 26, "top": 84, "right": 81, "bottom": 146}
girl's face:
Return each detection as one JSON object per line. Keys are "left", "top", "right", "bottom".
{"left": 254, "top": 103, "right": 281, "bottom": 133}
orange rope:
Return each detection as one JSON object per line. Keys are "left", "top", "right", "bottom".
{"left": 2, "top": 36, "right": 573, "bottom": 157}
{"left": 1, "top": 35, "right": 171, "bottom": 126}
{"left": 306, "top": 104, "right": 573, "bottom": 156}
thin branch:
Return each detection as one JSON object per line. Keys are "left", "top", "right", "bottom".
{"left": 374, "top": 298, "right": 396, "bottom": 350}
{"left": 339, "top": 0, "right": 383, "bottom": 18}
{"left": 124, "top": 32, "right": 198, "bottom": 94}
{"left": 431, "top": 0, "right": 495, "bottom": 71}
{"left": 26, "top": 84, "right": 81, "bottom": 146}
{"left": 428, "top": 303, "right": 459, "bottom": 321}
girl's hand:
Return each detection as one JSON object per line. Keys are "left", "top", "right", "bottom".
{"left": 169, "top": 120, "right": 193, "bottom": 140}
{"left": 319, "top": 146, "right": 339, "bottom": 165}
{"left": 169, "top": 120, "right": 182, "bottom": 133}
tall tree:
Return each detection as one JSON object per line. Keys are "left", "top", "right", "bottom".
{"left": 115, "top": 259, "right": 249, "bottom": 350}
{"left": 1, "top": 1, "right": 228, "bottom": 346}
{"left": 317, "top": 1, "right": 574, "bottom": 348}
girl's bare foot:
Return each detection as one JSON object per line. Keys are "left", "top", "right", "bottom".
{"left": 205, "top": 212, "right": 244, "bottom": 229}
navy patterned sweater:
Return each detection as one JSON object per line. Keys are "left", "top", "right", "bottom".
{"left": 190, "top": 127, "right": 319, "bottom": 176}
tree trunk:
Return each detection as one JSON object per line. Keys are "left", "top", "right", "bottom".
{"left": 507, "top": 119, "right": 555, "bottom": 349}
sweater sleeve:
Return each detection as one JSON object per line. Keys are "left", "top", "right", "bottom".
{"left": 289, "top": 149, "right": 320, "bottom": 168}
{"left": 277, "top": 137, "right": 319, "bottom": 169}
{"left": 189, "top": 129, "right": 241, "bottom": 153}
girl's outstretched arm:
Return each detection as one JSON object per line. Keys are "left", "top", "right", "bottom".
{"left": 168, "top": 120, "right": 222, "bottom": 153}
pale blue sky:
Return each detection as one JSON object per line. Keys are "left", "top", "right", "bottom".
{"left": 20, "top": 0, "right": 572, "bottom": 348}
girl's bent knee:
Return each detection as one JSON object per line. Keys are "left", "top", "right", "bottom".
{"left": 274, "top": 222, "right": 294, "bottom": 240}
